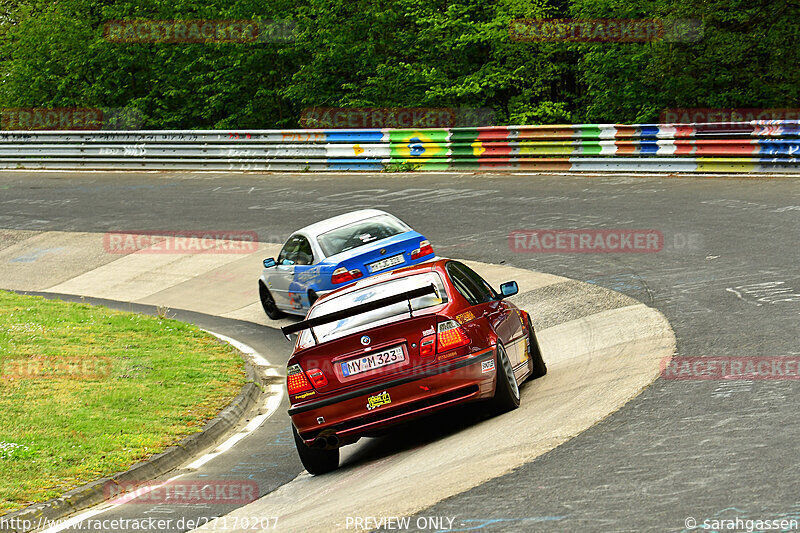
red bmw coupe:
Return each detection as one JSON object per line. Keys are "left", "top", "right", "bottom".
{"left": 282, "top": 259, "right": 547, "bottom": 474}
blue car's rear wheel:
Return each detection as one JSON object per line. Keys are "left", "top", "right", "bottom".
{"left": 259, "top": 282, "right": 285, "bottom": 320}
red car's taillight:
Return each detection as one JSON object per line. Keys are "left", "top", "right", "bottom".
{"left": 306, "top": 368, "right": 328, "bottom": 388}
{"left": 419, "top": 333, "right": 437, "bottom": 358}
{"left": 437, "top": 319, "right": 470, "bottom": 351}
{"left": 424, "top": 320, "right": 471, "bottom": 360}
{"left": 331, "top": 267, "right": 363, "bottom": 285}
{"left": 287, "top": 364, "right": 312, "bottom": 394}
{"left": 411, "top": 240, "right": 434, "bottom": 260}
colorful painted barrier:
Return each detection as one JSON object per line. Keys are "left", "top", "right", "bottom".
{"left": 0, "top": 120, "right": 798, "bottom": 172}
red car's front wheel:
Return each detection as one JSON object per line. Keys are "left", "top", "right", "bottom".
{"left": 490, "top": 342, "right": 521, "bottom": 413}
{"left": 526, "top": 320, "right": 547, "bottom": 380}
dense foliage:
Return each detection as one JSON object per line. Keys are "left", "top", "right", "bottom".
{"left": 0, "top": 0, "right": 797, "bottom": 127}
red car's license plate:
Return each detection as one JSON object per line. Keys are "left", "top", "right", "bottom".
{"left": 340, "top": 346, "right": 405, "bottom": 377}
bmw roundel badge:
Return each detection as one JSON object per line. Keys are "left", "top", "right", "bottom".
{"left": 361, "top": 335, "right": 371, "bottom": 346}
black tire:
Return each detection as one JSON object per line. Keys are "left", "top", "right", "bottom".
{"left": 259, "top": 282, "right": 285, "bottom": 320}
{"left": 308, "top": 289, "right": 319, "bottom": 306}
{"left": 292, "top": 425, "right": 339, "bottom": 475}
{"left": 490, "top": 342, "right": 521, "bottom": 413}
{"left": 525, "top": 320, "right": 547, "bottom": 380}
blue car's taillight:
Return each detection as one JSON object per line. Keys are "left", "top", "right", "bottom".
{"left": 331, "top": 267, "right": 363, "bottom": 285}
{"left": 411, "top": 240, "right": 434, "bottom": 260}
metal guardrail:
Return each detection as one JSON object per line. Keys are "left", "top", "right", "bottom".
{"left": 1, "top": 120, "right": 799, "bottom": 172}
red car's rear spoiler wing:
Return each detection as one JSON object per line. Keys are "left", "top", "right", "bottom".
{"left": 280, "top": 283, "right": 438, "bottom": 341}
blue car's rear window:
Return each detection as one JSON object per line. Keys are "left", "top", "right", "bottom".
{"left": 317, "top": 214, "right": 409, "bottom": 257}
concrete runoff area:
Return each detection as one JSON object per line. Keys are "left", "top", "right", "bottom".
{"left": 0, "top": 230, "right": 674, "bottom": 532}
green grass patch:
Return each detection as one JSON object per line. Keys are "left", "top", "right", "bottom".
{"left": 0, "top": 291, "right": 246, "bottom": 515}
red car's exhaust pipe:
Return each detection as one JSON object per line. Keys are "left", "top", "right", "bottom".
{"left": 313, "top": 434, "right": 339, "bottom": 449}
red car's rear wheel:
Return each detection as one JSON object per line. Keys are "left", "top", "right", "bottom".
{"left": 292, "top": 425, "right": 339, "bottom": 475}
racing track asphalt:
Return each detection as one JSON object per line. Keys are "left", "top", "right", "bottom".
{"left": 0, "top": 171, "right": 798, "bottom": 532}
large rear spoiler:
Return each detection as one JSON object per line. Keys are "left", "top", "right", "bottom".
{"left": 281, "top": 284, "right": 438, "bottom": 342}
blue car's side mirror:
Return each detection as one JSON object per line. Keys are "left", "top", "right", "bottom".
{"left": 263, "top": 258, "right": 276, "bottom": 268}
{"left": 499, "top": 281, "right": 518, "bottom": 298}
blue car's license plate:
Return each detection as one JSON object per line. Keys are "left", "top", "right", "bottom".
{"left": 367, "top": 254, "right": 405, "bottom": 273}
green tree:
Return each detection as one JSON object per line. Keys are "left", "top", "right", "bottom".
{"left": 572, "top": 0, "right": 800, "bottom": 123}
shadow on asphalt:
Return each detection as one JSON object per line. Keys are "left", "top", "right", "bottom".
{"left": 340, "top": 380, "right": 538, "bottom": 470}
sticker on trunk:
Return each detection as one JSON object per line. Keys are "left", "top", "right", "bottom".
{"left": 366, "top": 391, "right": 391, "bottom": 411}
{"left": 481, "top": 359, "right": 496, "bottom": 373}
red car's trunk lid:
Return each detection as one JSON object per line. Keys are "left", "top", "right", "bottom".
{"left": 295, "top": 314, "right": 438, "bottom": 394}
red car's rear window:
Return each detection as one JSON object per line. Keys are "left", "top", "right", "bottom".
{"left": 297, "top": 271, "right": 448, "bottom": 349}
